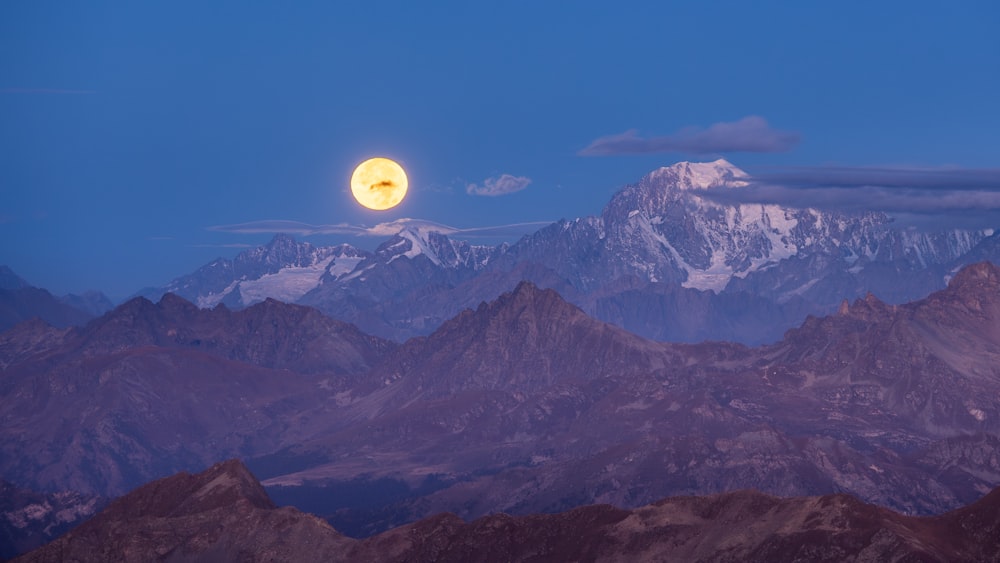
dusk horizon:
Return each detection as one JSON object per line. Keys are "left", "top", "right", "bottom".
{"left": 3, "top": 2, "right": 1000, "bottom": 561}
{"left": 3, "top": 2, "right": 999, "bottom": 297}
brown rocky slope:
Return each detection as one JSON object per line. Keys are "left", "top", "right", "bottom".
{"left": 16, "top": 459, "right": 1000, "bottom": 563}
{"left": 258, "top": 264, "right": 1000, "bottom": 534}
{"left": 5, "top": 264, "right": 1000, "bottom": 552}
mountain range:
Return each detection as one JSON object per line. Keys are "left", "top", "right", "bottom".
{"left": 4, "top": 159, "right": 1000, "bottom": 558}
{"left": 136, "top": 159, "right": 998, "bottom": 345}
{"left": 0, "top": 266, "right": 113, "bottom": 333}
{"left": 3, "top": 262, "right": 999, "bottom": 557}
{"left": 15, "top": 459, "right": 1000, "bottom": 562}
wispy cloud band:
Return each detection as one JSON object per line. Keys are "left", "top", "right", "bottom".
{"left": 0, "top": 88, "right": 97, "bottom": 95}
{"left": 580, "top": 116, "right": 799, "bottom": 156}
{"left": 208, "top": 218, "right": 554, "bottom": 238}
{"left": 701, "top": 165, "right": 1000, "bottom": 229}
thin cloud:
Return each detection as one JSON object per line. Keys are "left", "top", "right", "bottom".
{"left": 188, "top": 243, "right": 255, "bottom": 248}
{"left": 207, "top": 218, "right": 554, "bottom": 238}
{"left": 466, "top": 174, "right": 532, "bottom": 196}
{"left": 745, "top": 166, "right": 1000, "bottom": 190}
{"left": 0, "top": 88, "right": 97, "bottom": 95}
{"left": 700, "top": 165, "right": 1000, "bottom": 230}
{"left": 579, "top": 116, "right": 800, "bottom": 156}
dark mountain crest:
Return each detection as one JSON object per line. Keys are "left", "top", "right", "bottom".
{"left": 15, "top": 460, "right": 351, "bottom": 562}
{"left": 473, "top": 280, "right": 580, "bottom": 317}
{"left": 132, "top": 233, "right": 374, "bottom": 308}
{"left": 0, "top": 266, "right": 99, "bottom": 331}
{"left": 102, "top": 459, "right": 275, "bottom": 519}
{"left": 426, "top": 280, "right": 611, "bottom": 350}
{"left": 28, "top": 290, "right": 395, "bottom": 377}
{"left": 839, "top": 291, "right": 895, "bottom": 321}
{"left": 96, "top": 292, "right": 328, "bottom": 326}
{"left": 17, "top": 460, "right": 1000, "bottom": 562}
{"left": 791, "top": 261, "right": 1000, "bottom": 332}
{"left": 59, "top": 290, "right": 115, "bottom": 317}
{"left": 372, "top": 232, "right": 415, "bottom": 261}
{"left": 134, "top": 162, "right": 997, "bottom": 345}
{"left": 943, "top": 260, "right": 1000, "bottom": 297}
{"left": 102, "top": 294, "right": 157, "bottom": 316}
{"left": 0, "top": 265, "right": 31, "bottom": 290}
{"left": 361, "top": 279, "right": 672, "bottom": 404}
{"left": 241, "top": 233, "right": 321, "bottom": 264}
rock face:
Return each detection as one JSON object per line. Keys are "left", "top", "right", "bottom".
{"left": 138, "top": 160, "right": 996, "bottom": 345}
{"left": 14, "top": 460, "right": 353, "bottom": 563}
{"left": 15, "top": 460, "right": 1000, "bottom": 563}
{"left": 0, "top": 481, "right": 103, "bottom": 560}
{"left": 257, "top": 264, "right": 1000, "bottom": 537}
{"left": 63, "top": 293, "right": 393, "bottom": 377}
{"left": 0, "top": 286, "right": 94, "bottom": 332}
{"left": 0, "top": 266, "right": 31, "bottom": 291}
{"left": 135, "top": 234, "right": 371, "bottom": 309}
{"left": 363, "top": 281, "right": 677, "bottom": 400}
{"left": 4, "top": 264, "right": 1000, "bottom": 557}
{"left": 0, "top": 294, "right": 394, "bottom": 497}
{"left": 0, "top": 266, "right": 113, "bottom": 332}
{"left": 57, "top": 290, "right": 114, "bottom": 317}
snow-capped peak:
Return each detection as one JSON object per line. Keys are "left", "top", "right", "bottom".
{"left": 645, "top": 159, "right": 748, "bottom": 190}
{"left": 377, "top": 228, "right": 497, "bottom": 270}
{"left": 398, "top": 228, "right": 442, "bottom": 266}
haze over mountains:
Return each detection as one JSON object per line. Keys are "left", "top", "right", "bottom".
{"left": 3, "top": 160, "right": 1000, "bottom": 559}
{"left": 16, "top": 459, "right": 1000, "bottom": 563}
{"left": 138, "top": 160, "right": 998, "bottom": 344}
{"left": 3, "top": 262, "right": 1000, "bottom": 557}
{"left": 0, "top": 266, "right": 113, "bottom": 333}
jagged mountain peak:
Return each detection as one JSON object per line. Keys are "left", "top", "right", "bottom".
{"left": 467, "top": 280, "right": 590, "bottom": 329}
{"left": 0, "top": 265, "right": 31, "bottom": 290}
{"left": 105, "top": 293, "right": 202, "bottom": 322}
{"left": 18, "top": 462, "right": 1000, "bottom": 562}
{"left": 156, "top": 291, "right": 199, "bottom": 312}
{"left": 643, "top": 158, "right": 748, "bottom": 190}
{"left": 266, "top": 232, "right": 297, "bottom": 245}
{"left": 771, "top": 261, "right": 1000, "bottom": 436}
{"left": 51, "top": 291, "right": 393, "bottom": 378}
{"left": 16, "top": 460, "right": 353, "bottom": 562}
{"left": 947, "top": 261, "right": 1000, "bottom": 291}
{"left": 367, "top": 281, "right": 670, "bottom": 398}
{"left": 108, "top": 295, "right": 158, "bottom": 316}
{"left": 129, "top": 159, "right": 994, "bottom": 345}
{"left": 107, "top": 459, "right": 275, "bottom": 520}
{"left": 240, "top": 296, "right": 331, "bottom": 324}
{"left": 456, "top": 281, "right": 596, "bottom": 338}
{"left": 140, "top": 233, "right": 373, "bottom": 309}
{"left": 826, "top": 262, "right": 1000, "bottom": 324}
{"left": 239, "top": 232, "right": 325, "bottom": 265}
{"left": 367, "top": 227, "right": 496, "bottom": 271}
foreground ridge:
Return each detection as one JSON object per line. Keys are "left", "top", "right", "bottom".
{"left": 16, "top": 460, "right": 1000, "bottom": 563}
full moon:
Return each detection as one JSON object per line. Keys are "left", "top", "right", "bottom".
{"left": 350, "top": 157, "right": 408, "bottom": 211}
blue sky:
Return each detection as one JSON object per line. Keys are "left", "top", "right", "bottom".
{"left": 2, "top": 1, "right": 998, "bottom": 298}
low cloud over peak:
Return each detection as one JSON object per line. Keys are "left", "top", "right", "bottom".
{"left": 701, "top": 165, "right": 1000, "bottom": 230}
{"left": 579, "top": 116, "right": 800, "bottom": 156}
{"left": 208, "top": 218, "right": 553, "bottom": 239}
{"left": 466, "top": 174, "right": 532, "bottom": 197}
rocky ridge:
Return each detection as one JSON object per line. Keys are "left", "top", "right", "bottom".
{"left": 0, "top": 295, "right": 394, "bottom": 497}
{"left": 16, "top": 460, "right": 1000, "bottom": 563}
{"left": 137, "top": 160, "right": 998, "bottom": 345}
{"left": 0, "top": 266, "right": 114, "bottom": 332}
{"left": 3, "top": 264, "right": 1000, "bottom": 555}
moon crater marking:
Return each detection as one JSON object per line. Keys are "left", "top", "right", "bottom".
{"left": 351, "top": 157, "right": 408, "bottom": 210}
